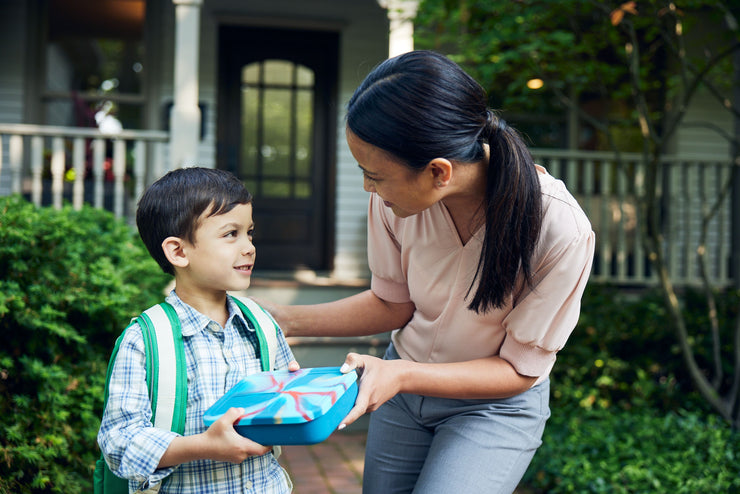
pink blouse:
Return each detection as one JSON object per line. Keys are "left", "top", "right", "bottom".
{"left": 367, "top": 167, "right": 595, "bottom": 382}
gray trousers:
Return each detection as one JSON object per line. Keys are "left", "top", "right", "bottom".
{"left": 362, "top": 343, "right": 550, "bottom": 494}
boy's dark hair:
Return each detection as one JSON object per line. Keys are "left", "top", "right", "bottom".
{"left": 136, "top": 167, "right": 253, "bottom": 275}
{"left": 347, "top": 50, "right": 542, "bottom": 314}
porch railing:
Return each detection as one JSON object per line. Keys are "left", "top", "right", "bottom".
{"left": 531, "top": 149, "right": 734, "bottom": 287}
{"left": 0, "top": 123, "right": 169, "bottom": 219}
{"left": 0, "top": 123, "right": 734, "bottom": 287}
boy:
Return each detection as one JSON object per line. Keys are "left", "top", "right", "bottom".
{"left": 98, "top": 167, "right": 297, "bottom": 493}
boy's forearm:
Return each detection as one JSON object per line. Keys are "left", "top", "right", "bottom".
{"left": 157, "top": 433, "right": 269, "bottom": 467}
{"left": 158, "top": 407, "right": 272, "bottom": 468}
{"left": 158, "top": 434, "right": 211, "bottom": 467}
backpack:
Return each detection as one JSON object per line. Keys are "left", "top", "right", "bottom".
{"left": 94, "top": 295, "right": 279, "bottom": 494}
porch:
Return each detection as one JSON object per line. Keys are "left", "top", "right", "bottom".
{"left": 0, "top": 122, "right": 735, "bottom": 288}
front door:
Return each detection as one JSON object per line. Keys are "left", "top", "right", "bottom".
{"left": 218, "top": 26, "right": 338, "bottom": 270}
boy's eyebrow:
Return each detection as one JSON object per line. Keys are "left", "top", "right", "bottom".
{"left": 218, "top": 221, "right": 252, "bottom": 231}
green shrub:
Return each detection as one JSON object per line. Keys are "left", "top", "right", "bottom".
{"left": 523, "top": 407, "right": 740, "bottom": 493}
{"left": 522, "top": 283, "right": 740, "bottom": 492}
{"left": 549, "top": 284, "right": 739, "bottom": 414}
{"left": 0, "top": 195, "right": 170, "bottom": 493}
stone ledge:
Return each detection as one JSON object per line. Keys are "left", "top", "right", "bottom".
{"left": 286, "top": 334, "right": 391, "bottom": 348}
{"left": 251, "top": 269, "right": 370, "bottom": 289}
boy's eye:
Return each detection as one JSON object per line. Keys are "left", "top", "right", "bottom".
{"left": 225, "top": 230, "right": 237, "bottom": 238}
{"left": 247, "top": 228, "right": 255, "bottom": 238}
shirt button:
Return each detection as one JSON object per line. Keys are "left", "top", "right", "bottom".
{"left": 245, "top": 480, "right": 253, "bottom": 489}
{"left": 224, "top": 349, "right": 232, "bottom": 358}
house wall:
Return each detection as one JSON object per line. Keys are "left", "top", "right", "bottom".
{"left": 0, "top": 0, "right": 31, "bottom": 195}
{"left": 0, "top": 1, "right": 29, "bottom": 126}
{"left": 675, "top": 89, "right": 733, "bottom": 159}
{"left": 672, "top": 11, "right": 735, "bottom": 161}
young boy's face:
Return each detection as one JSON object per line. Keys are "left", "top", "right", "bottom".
{"left": 180, "top": 202, "right": 256, "bottom": 294}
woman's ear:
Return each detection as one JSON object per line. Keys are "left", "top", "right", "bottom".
{"left": 427, "top": 158, "right": 452, "bottom": 187}
{"left": 162, "top": 236, "right": 189, "bottom": 269}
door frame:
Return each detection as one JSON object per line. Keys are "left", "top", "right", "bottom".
{"left": 216, "top": 24, "right": 338, "bottom": 271}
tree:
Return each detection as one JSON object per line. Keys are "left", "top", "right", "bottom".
{"left": 415, "top": 0, "right": 740, "bottom": 425}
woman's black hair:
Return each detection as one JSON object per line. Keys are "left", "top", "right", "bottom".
{"left": 347, "top": 50, "right": 542, "bottom": 313}
{"left": 136, "top": 167, "right": 253, "bottom": 275}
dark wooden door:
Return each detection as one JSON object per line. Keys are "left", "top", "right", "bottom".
{"left": 218, "top": 26, "right": 338, "bottom": 270}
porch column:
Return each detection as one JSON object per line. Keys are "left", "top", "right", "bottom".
{"left": 170, "top": 0, "right": 202, "bottom": 168}
{"left": 381, "top": 0, "right": 419, "bottom": 57}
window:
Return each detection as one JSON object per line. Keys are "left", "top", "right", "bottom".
{"left": 240, "top": 60, "right": 315, "bottom": 199}
{"left": 43, "top": 0, "right": 145, "bottom": 130}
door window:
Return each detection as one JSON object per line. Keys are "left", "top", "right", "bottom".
{"left": 241, "top": 60, "right": 314, "bottom": 200}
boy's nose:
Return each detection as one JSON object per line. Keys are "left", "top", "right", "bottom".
{"left": 241, "top": 239, "right": 255, "bottom": 255}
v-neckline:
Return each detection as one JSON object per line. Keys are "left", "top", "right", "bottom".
{"left": 438, "top": 201, "right": 484, "bottom": 247}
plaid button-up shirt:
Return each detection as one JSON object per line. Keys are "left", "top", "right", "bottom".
{"left": 98, "top": 291, "right": 295, "bottom": 493}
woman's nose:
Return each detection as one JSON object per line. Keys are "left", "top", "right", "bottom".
{"left": 363, "top": 176, "right": 375, "bottom": 193}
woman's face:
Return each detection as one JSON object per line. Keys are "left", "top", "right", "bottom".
{"left": 347, "top": 128, "right": 437, "bottom": 218}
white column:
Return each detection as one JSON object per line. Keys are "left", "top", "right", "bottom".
{"left": 170, "top": 0, "right": 202, "bottom": 168}
{"left": 382, "top": 0, "right": 419, "bottom": 58}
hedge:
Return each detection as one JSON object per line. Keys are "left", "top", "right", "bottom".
{"left": 0, "top": 195, "right": 170, "bottom": 493}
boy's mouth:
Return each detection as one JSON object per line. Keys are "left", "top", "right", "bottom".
{"left": 235, "top": 264, "right": 253, "bottom": 273}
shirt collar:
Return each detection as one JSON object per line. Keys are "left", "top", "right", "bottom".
{"left": 164, "top": 290, "right": 253, "bottom": 337}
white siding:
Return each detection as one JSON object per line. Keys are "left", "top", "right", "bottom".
{"left": 333, "top": 2, "right": 390, "bottom": 278}
{"left": 672, "top": 14, "right": 734, "bottom": 161}
{"left": 675, "top": 89, "right": 733, "bottom": 160}
{"left": 0, "top": 0, "right": 29, "bottom": 194}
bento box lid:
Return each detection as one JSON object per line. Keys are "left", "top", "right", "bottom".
{"left": 204, "top": 367, "right": 358, "bottom": 426}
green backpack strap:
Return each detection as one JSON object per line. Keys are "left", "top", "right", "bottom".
{"left": 95, "top": 303, "right": 187, "bottom": 494}
{"left": 137, "top": 302, "right": 187, "bottom": 434}
{"left": 230, "top": 295, "right": 279, "bottom": 371}
{"left": 96, "top": 320, "right": 144, "bottom": 494}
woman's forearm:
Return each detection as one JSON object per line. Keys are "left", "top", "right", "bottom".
{"left": 394, "top": 356, "right": 538, "bottom": 399}
{"left": 339, "top": 354, "right": 538, "bottom": 427}
{"left": 259, "top": 289, "right": 415, "bottom": 338}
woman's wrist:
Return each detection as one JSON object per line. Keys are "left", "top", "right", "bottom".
{"left": 388, "top": 358, "right": 415, "bottom": 395}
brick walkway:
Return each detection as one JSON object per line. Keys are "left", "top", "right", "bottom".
{"left": 278, "top": 430, "right": 532, "bottom": 494}
{"left": 279, "top": 431, "right": 366, "bottom": 494}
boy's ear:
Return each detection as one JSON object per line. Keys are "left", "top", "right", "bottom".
{"left": 162, "top": 236, "right": 189, "bottom": 269}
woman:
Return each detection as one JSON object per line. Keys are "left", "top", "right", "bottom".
{"left": 264, "top": 50, "right": 594, "bottom": 493}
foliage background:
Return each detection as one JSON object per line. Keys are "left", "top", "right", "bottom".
{"left": 0, "top": 195, "right": 170, "bottom": 493}
{"left": 414, "top": 0, "right": 736, "bottom": 151}
{"left": 522, "top": 284, "right": 740, "bottom": 492}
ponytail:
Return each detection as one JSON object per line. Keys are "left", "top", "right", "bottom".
{"left": 466, "top": 113, "right": 542, "bottom": 313}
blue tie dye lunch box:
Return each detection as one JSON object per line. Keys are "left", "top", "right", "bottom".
{"left": 203, "top": 366, "right": 358, "bottom": 445}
